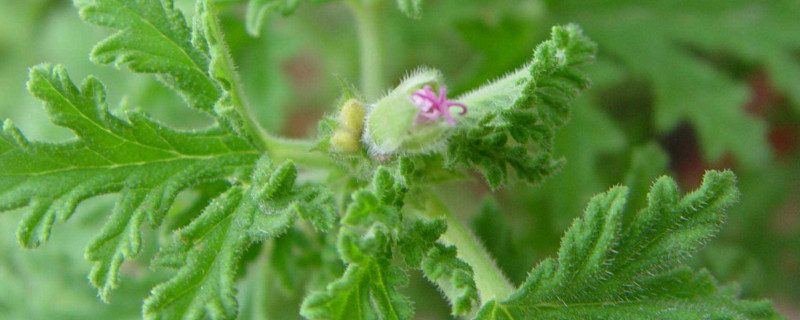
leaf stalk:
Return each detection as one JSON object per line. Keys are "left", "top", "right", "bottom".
{"left": 422, "top": 193, "right": 515, "bottom": 304}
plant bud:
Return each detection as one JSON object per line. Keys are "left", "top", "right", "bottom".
{"left": 363, "top": 68, "right": 466, "bottom": 155}
{"left": 331, "top": 99, "right": 367, "bottom": 153}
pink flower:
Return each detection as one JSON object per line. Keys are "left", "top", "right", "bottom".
{"left": 410, "top": 85, "right": 467, "bottom": 125}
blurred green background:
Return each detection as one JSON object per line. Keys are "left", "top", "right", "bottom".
{"left": 0, "top": 0, "right": 798, "bottom": 319}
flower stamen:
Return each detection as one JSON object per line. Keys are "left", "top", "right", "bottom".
{"left": 410, "top": 85, "right": 467, "bottom": 125}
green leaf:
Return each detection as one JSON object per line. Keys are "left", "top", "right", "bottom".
{"left": 197, "top": 0, "right": 258, "bottom": 138}
{"left": 301, "top": 167, "right": 478, "bottom": 318}
{"left": 399, "top": 218, "right": 446, "bottom": 268}
{"left": 450, "top": 24, "right": 596, "bottom": 189}
{"left": 421, "top": 243, "right": 479, "bottom": 316}
{"left": 475, "top": 171, "right": 782, "bottom": 319}
{"left": 300, "top": 255, "right": 413, "bottom": 320}
{"left": 400, "top": 218, "right": 479, "bottom": 316}
{"left": 76, "top": 0, "right": 260, "bottom": 140}
{"left": 0, "top": 64, "right": 259, "bottom": 301}
{"left": 268, "top": 228, "right": 341, "bottom": 295}
{"left": 621, "top": 143, "right": 670, "bottom": 216}
{"left": 145, "top": 159, "right": 334, "bottom": 319}
{"left": 301, "top": 167, "right": 413, "bottom": 320}
{"left": 75, "top": 0, "right": 221, "bottom": 115}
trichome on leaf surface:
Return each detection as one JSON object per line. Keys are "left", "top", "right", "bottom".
{"left": 0, "top": 0, "right": 795, "bottom": 319}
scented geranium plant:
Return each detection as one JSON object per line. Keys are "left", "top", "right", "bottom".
{"left": 0, "top": 0, "right": 790, "bottom": 319}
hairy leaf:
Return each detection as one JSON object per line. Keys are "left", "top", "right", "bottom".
{"left": 400, "top": 218, "right": 479, "bottom": 316}
{"left": 75, "top": 0, "right": 221, "bottom": 115}
{"left": 301, "top": 253, "right": 412, "bottom": 320}
{"left": 302, "top": 167, "right": 478, "bottom": 318}
{"left": 475, "top": 171, "right": 782, "bottom": 319}
{"left": 421, "top": 243, "right": 478, "bottom": 316}
{"left": 145, "top": 159, "right": 334, "bottom": 319}
{"left": 76, "top": 0, "right": 261, "bottom": 139}
{"left": 399, "top": 218, "right": 446, "bottom": 268}
{"left": 301, "top": 167, "right": 413, "bottom": 320}
{"left": 197, "top": 0, "right": 258, "bottom": 138}
{"left": 450, "top": 24, "right": 596, "bottom": 189}
{"left": 2, "top": 1, "right": 794, "bottom": 319}
{"left": 0, "top": 65, "right": 259, "bottom": 301}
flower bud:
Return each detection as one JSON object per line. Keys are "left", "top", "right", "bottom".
{"left": 363, "top": 68, "right": 466, "bottom": 155}
{"left": 331, "top": 99, "right": 367, "bottom": 153}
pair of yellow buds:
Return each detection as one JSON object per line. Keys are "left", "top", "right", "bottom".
{"left": 330, "top": 99, "right": 367, "bottom": 153}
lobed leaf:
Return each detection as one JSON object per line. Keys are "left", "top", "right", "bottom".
{"left": 198, "top": 0, "right": 261, "bottom": 137}
{"left": 422, "top": 243, "right": 479, "bottom": 316}
{"left": 0, "top": 64, "right": 259, "bottom": 301}
{"left": 75, "top": 0, "right": 259, "bottom": 138}
{"left": 302, "top": 167, "right": 478, "bottom": 318}
{"left": 145, "top": 159, "right": 332, "bottom": 319}
{"left": 450, "top": 24, "right": 596, "bottom": 189}
{"left": 475, "top": 171, "right": 782, "bottom": 319}
{"left": 301, "top": 254, "right": 413, "bottom": 320}
{"left": 301, "top": 167, "right": 413, "bottom": 320}
{"left": 400, "top": 218, "right": 479, "bottom": 316}
{"left": 75, "top": 0, "right": 221, "bottom": 115}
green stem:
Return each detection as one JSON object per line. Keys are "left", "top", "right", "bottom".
{"left": 236, "top": 102, "right": 272, "bottom": 151}
{"left": 349, "top": 0, "right": 385, "bottom": 100}
{"left": 263, "top": 136, "right": 336, "bottom": 169}
{"left": 423, "top": 194, "right": 515, "bottom": 303}
{"left": 205, "top": 3, "right": 335, "bottom": 170}
{"left": 204, "top": 1, "right": 271, "bottom": 151}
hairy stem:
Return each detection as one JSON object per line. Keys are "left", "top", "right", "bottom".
{"left": 236, "top": 102, "right": 273, "bottom": 152}
{"left": 204, "top": 2, "right": 272, "bottom": 151}
{"left": 205, "top": 3, "right": 337, "bottom": 170}
{"left": 349, "top": 0, "right": 385, "bottom": 100}
{"left": 263, "top": 136, "right": 335, "bottom": 169}
{"left": 423, "top": 193, "right": 515, "bottom": 303}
